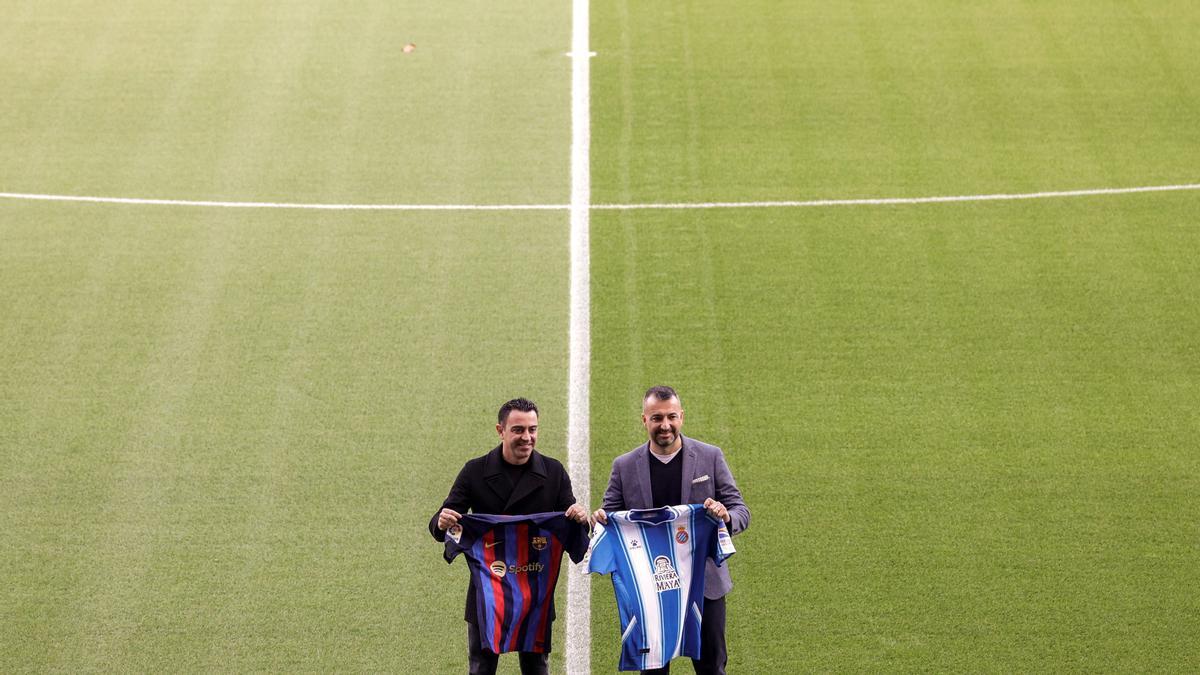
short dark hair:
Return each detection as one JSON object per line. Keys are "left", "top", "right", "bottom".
{"left": 498, "top": 398, "right": 539, "bottom": 426}
{"left": 644, "top": 385, "right": 680, "bottom": 405}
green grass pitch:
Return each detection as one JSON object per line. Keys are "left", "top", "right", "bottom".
{"left": 3, "top": 1, "right": 1199, "bottom": 672}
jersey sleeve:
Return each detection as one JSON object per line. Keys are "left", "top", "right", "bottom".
{"left": 581, "top": 520, "right": 616, "bottom": 575}
{"left": 709, "top": 518, "right": 736, "bottom": 567}
{"left": 442, "top": 515, "right": 483, "bottom": 563}
{"left": 564, "top": 519, "right": 591, "bottom": 564}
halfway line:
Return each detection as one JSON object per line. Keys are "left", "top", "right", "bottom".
{"left": 2, "top": 183, "right": 1198, "bottom": 212}
{"left": 593, "top": 183, "right": 1200, "bottom": 209}
{"left": 0, "top": 192, "right": 566, "bottom": 210}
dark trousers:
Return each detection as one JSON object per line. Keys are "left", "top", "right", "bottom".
{"left": 642, "top": 595, "right": 727, "bottom": 675}
{"left": 467, "top": 620, "right": 549, "bottom": 675}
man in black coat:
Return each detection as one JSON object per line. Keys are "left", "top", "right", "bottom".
{"left": 431, "top": 397, "right": 589, "bottom": 675}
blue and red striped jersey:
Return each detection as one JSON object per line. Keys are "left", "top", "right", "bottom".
{"left": 444, "top": 512, "right": 588, "bottom": 654}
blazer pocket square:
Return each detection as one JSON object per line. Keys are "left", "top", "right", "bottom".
{"left": 691, "top": 475, "right": 710, "bottom": 484}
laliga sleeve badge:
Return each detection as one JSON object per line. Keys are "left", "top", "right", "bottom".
{"left": 447, "top": 524, "right": 463, "bottom": 544}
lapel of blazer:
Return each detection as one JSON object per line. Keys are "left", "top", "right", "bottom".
{"left": 633, "top": 443, "right": 654, "bottom": 509}
{"left": 679, "top": 436, "right": 698, "bottom": 504}
{"left": 504, "top": 450, "right": 548, "bottom": 511}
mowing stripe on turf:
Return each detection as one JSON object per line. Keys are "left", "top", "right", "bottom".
{"left": 3, "top": 183, "right": 1199, "bottom": 212}
{"left": 565, "top": 0, "right": 592, "bottom": 673}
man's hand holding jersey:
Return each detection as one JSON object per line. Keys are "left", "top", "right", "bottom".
{"left": 564, "top": 503, "right": 589, "bottom": 524}
{"left": 703, "top": 498, "right": 731, "bottom": 523}
{"left": 436, "top": 508, "right": 462, "bottom": 531}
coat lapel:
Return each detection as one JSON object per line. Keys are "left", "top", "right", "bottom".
{"left": 483, "top": 445, "right": 512, "bottom": 505}
{"left": 504, "top": 451, "right": 548, "bottom": 511}
{"left": 679, "top": 436, "right": 697, "bottom": 503}
{"left": 633, "top": 443, "right": 654, "bottom": 509}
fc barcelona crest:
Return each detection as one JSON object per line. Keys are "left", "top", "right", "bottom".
{"left": 531, "top": 536, "right": 548, "bottom": 551}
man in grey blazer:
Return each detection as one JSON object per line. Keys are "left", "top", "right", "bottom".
{"left": 592, "top": 385, "right": 750, "bottom": 675}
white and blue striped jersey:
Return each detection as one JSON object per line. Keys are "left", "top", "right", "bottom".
{"left": 583, "top": 504, "right": 736, "bottom": 671}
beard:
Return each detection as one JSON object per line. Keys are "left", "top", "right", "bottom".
{"left": 652, "top": 429, "right": 676, "bottom": 447}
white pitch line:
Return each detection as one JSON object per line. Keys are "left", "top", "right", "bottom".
{"left": 592, "top": 183, "right": 1200, "bottom": 210}
{"left": 0, "top": 191, "right": 566, "bottom": 211}
{"left": 2, "top": 183, "right": 1198, "bottom": 213}
{"left": 565, "top": 0, "right": 591, "bottom": 672}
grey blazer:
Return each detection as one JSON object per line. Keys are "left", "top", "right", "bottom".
{"left": 600, "top": 435, "right": 750, "bottom": 599}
